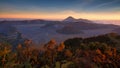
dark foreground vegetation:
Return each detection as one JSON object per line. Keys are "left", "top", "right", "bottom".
{"left": 0, "top": 33, "right": 120, "bottom": 68}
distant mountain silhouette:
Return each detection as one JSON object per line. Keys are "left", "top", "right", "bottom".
{"left": 113, "top": 27, "right": 120, "bottom": 34}
{"left": 0, "top": 17, "right": 119, "bottom": 35}
{"left": 63, "top": 16, "right": 77, "bottom": 22}
{"left": 57, "top": 17, "right": 119, "bottom": 34}
{"left": 63, "top": 16, "right": 94, "bottom": 23}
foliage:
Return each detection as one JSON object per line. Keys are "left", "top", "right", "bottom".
{"left": 0, "top": 33, "right": 120, "bottom": 68}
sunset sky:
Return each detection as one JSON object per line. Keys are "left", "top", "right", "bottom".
{"left": 0, "top": 0, "right": 120, "bottom": 20}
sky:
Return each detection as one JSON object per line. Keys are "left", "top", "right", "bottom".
{"left": 0, "top": 0, "right": 120, "bottom": 20}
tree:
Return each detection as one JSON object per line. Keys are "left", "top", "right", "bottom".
{"left": 57, "top": 42, "right": 65, "bottom": 52}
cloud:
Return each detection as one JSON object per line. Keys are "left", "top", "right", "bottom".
{"left": 91, "top": 0, "right": 119, "bottom": 9}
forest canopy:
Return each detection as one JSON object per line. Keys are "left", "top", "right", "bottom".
{"left": 0, "top": 33, "right": 120, "bottom": 68}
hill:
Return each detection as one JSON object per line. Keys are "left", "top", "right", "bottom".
{"left": 0, "top": 33, "right": 120, "bottom": 68}
{"left": 57, "top": 16, "right": 119, "bottom": 34}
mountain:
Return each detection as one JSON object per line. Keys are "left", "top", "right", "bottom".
{"left": 113, "top": 27, "right": 120, "bottom": 34}
{"left": 63, "top": 16, "right": 94, "bottom": 23}
{"left": 57, "top": 17, "right": 119, "bottom": 34}
{"left": 77, "top": 18, "right": 94, "bottom": 23}
{"left": 63, "top": 16, "right": 77, "bottom": 22}
{"left": 0, "top": 17, "right": 120, "bottom": 44}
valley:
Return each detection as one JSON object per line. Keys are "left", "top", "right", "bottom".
{"left": 0, "top": 17, "right": 120, "bottom": 44}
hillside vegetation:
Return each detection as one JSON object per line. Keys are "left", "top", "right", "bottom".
{"left": 0, "top": 33, "right": 120, "bottom": 68}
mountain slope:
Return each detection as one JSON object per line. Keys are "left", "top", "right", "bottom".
{"left": 57, "top": 17, "right": 119, "bottom": 34}
{"left": 63, "top": 16, "right": 77, "bottom": 22}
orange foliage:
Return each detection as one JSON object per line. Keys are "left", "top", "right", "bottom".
{"left": 17, "top": 44, "right": 22, "bottom": 49}
{"left": 64, "top": 49, "right": 73, "bottom": 57}
{"left": 24, "top": 39, "right": 32, "bottom": 47}
{"left": 96, "top": 49, "right": 102, "bottom": 55}
{"left": 45, "top": 39, "right": 56, "bottom": 50}
{"left": 57, "top": 42, "right": 65, "bottom": 52}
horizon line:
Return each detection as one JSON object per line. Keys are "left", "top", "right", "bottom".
{"left": 0, "top": 17, "right": 120, "bottom": 21}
